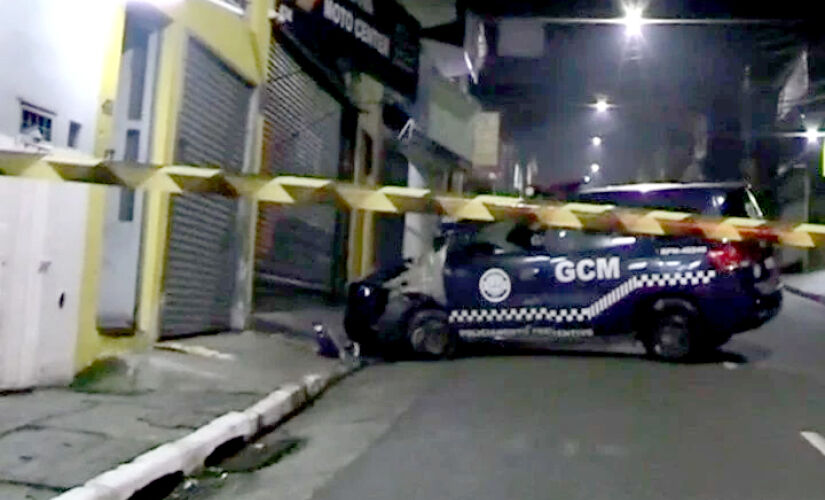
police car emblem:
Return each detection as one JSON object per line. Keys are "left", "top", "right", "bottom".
{"left": 479, "top": 268, "right": 511, "bottom": 303}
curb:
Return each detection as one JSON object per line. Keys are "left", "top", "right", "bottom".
{"left": 783, "top": 283, "right": 825, "bottom": 306}
{"left": 53, "top": 363, "right": 358, "bottom": 500}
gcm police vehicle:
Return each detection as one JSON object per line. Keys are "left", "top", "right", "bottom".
{"left": 344, "top": 183, "right": 782, "bottom": 361}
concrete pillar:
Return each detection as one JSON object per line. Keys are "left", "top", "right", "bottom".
{"left": 403, "top": 163, "right": 438, "bottom": 260}
{"left": 231, "top": 87, "right": 263, "bottom": 330}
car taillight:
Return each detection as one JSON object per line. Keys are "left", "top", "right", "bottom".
{"left": 707, "top": 243, "right": 752, "bottom": 273}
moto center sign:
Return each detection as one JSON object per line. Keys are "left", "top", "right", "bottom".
{"left": 275, "top": 0, "right": 420, "bottom": 96}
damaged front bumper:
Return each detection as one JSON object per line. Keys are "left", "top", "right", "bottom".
{"left": 344, "top": 246, "right": 450, "bottom": 346}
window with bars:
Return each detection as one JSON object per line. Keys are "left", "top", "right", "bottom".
{"left": 20, "top": 105, "right": 54, "bottom": 142}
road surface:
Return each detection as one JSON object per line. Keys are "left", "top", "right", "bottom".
{"left": 177, "top": 292, "right": 825, "bottom": 500}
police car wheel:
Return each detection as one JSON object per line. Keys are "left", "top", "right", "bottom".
{"left": 408, "top": 309, "right": 457, "bottom": 359}
{"left": 643, "top": 306, "right": 695, "bottom": 361}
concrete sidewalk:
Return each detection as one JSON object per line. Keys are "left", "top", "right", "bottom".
{"left": 0, "top": 331, "right": 347, "bottom": 499}
{"left": 783, "top": 270, "right": 825, "bottom": 304}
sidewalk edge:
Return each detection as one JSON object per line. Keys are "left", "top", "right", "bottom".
{"left": 52, "top": 362, "right": 360, "bottom": 500}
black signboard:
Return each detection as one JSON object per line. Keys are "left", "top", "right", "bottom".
{"left": 275, "top": 0, "right": 420, "bottom": 96}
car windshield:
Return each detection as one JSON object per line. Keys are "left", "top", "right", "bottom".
{"left": 450, "top": 221, "right": 534, "bottom": 252}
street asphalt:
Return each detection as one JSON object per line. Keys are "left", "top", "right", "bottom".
{"left": 179, "top": 292, "right": 825, "bottom": 500}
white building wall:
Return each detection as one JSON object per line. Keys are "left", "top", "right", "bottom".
{"left": 0, "top": 0, "right": 121, "bottom": 151}
{"left": 0, "top": 0, "right": 119, "bottom": 388}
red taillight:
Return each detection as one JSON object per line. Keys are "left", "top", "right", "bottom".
{"left": 707, "top": 244, "right": 750, "bottom": 272}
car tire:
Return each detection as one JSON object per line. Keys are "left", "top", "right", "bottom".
{"left": 642, "top": 299, "right": 697, "bottom": 362}
{"left": 374, "top": 295, "right": 418, "bottom": 359}
{"left": 407, "top": 309, "right": 458, "bottom": 359}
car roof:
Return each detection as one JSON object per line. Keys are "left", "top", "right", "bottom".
{"left": 579, "top": 182, "right": 748, "bottom": 195}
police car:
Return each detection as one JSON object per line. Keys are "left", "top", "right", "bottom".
{"left": 344, "top": 183, "right": 782, "bottom": 361}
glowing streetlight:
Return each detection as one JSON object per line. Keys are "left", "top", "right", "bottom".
{"left": 594, "top": 98, "right": 609, "bottom": 113}
{"left": 806, "top": 128, "right": 821, "bottom": 144}
{"left": 623, "top": 4, "right": 645, "bottom": 38}
{"left": 590, "top": 163, "right": 601, "bottom": 174}
{"left": 591, "top": 136, "right": 602, "bottom": 147}
{"left": 583, "top": 175, "right": 592, "bottom": 184}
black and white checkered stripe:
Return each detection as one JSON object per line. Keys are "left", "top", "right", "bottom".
{"left": 449, "top": 269, "right": 717, "bottom": 325}
{"left": 449, "top": 307, "right": 589, "bottom": 324}
{"left": 635, "top": 270, "right": 716, "bottom": 287}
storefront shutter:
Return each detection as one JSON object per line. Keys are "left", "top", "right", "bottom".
{"left": 256, "top": 40, "right": 343, "bottom": 292}
{"left": 162, "top": 37, "right": 252, "bottom": 337}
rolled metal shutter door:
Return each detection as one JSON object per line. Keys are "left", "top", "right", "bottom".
{"left": 162, "top": 38, "right": 252, "bottom": 337}
{"left": 256, "top": 40, "right": 343, "bottom": 292}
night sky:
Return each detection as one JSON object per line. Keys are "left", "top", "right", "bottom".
{"left": 478, "top": 22, "right": 756, "bottom": 185}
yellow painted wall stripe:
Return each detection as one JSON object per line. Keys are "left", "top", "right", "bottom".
{"left": 151, "top": 0, "right": 263, "bottom": 84}
{"left": 75, "top": 186, "right": 149, "bottom": 371}
{"left": 93, "top": 5, "right": 126, "bottom": 158}
{"left": 74, "top": 4, "right": 149, "bottom": 373}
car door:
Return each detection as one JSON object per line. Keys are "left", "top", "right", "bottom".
{"left": 541, "top": 229, "right": 651, "bottom": 335}
{"left": 443, "top": 223, "right": 554, "bottom": 331}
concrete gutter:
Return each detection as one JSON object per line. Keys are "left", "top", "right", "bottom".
{"left": 53, "top": 363, "right": 358, "bottom": 500}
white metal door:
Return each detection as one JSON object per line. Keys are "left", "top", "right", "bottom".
{"left": 0, "top": 179, "right": 84, "bottom": 390}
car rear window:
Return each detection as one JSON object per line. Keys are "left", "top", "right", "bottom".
{"left": 719, "top": 188, "right": 764, "bottom": 218}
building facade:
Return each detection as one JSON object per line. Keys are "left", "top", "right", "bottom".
{"left": 262, "top": 0, "right": 422, "bottom": 292}
{"left": 0, "top": 0, "right": 506, "bottom": 390}
{"left": 0, "top": 0, "right": 270, "bottom": 389}
{"left": 0, "top": 0, "right": 126, "bottom": 389}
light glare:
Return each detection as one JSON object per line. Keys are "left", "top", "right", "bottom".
{"left": 595, "top": 98, "right": 609, "bottom": 113}
{"left": 806, "top": 128, "right": 821, "bottom": 143}
{"left": 623, "top": 5, "right": 644, "bottom": 37}
{"left": 590, "top": 163, "right": 601, "bottom": 173}
{"left": 592, "top": 136, "right": 602, "bottom": 146}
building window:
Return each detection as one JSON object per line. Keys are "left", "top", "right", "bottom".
{"left": 20, "top": 104, "right": 54, "bottom": 142}
{"left": 68, "top": 121, "right": 81, "bottom": 148}
{"left": 124, "top": 17, "right": 150, "bottom": 121}
{"left": 118, "top": 130, "right": 140, "bottom": 222}
{"left": 362, "top": 131, "right": 373, "bottom": 178}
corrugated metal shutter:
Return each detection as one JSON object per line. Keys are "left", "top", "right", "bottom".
{"left": 162, "top": 38, "right": 252, "bottom": 337}
{"left": 256, "top": 40, "right": 343, "bottom": 292}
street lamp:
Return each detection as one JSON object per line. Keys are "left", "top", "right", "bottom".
{"left": 590, "top": 163, "right": 601, "bottom": 174}
{"left": 591, "top": 136, "right": 602, "bottom": 147}
{"left": 622, "top": 4, "right": 645, "bottom": 38}
{"left": 583, "top": 175, "right": 592, "bottom": 184}
{"left": 806, "top": 128, "right": 821, "bottom": 144}
{"left": 594, "top": 98, "right": 609, "bottom": 113}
